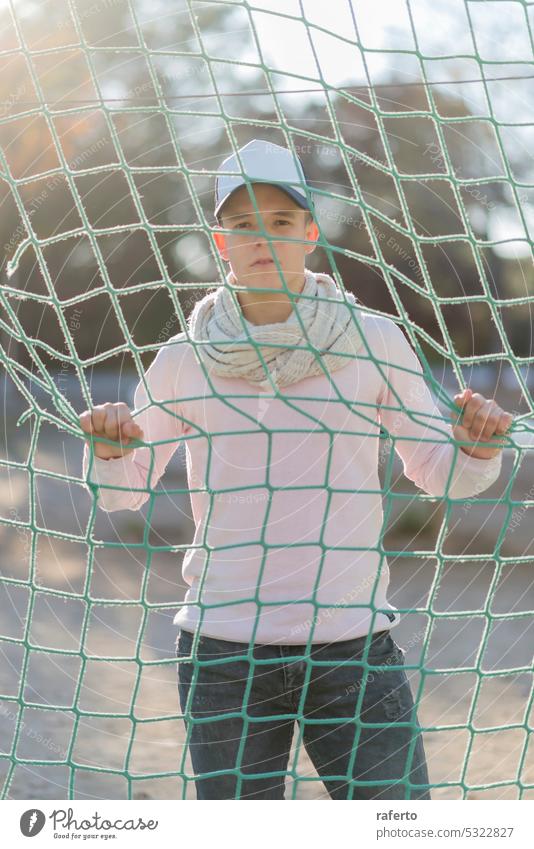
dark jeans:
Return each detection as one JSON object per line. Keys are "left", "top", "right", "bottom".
{"left": 175, "top": 627, "right": 431, "bottom": 800}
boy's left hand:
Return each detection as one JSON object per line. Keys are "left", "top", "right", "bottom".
{"left": 450, "top": 388, "right": 513, "bottom": 459}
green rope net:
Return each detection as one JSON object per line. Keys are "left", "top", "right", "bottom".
{"left": 0, "top": 0, "right": 533, "bottom": 800}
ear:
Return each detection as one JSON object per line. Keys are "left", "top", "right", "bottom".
{"left": 304, "top": 221, "right": 319, "bottom": 255}
{"left": 213, "top": 228, "right": 229, "bottom": 261}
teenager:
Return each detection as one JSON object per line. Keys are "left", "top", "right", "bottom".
{"left": 80, "top": 139, "right": 512, "bottom": 799}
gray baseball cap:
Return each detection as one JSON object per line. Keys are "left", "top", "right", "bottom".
{"left": 214, "top": 138, "right": 313, "bottom": 219}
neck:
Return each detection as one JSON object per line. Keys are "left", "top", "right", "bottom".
{"left": 231, "top": 269, "right": 307, "bottom": 326}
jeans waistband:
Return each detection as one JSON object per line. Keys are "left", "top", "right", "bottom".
{"left": 178, "top": 627, "right": 391, "bottom": 653}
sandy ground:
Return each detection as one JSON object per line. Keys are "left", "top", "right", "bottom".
{"left": 0, "top": 385, "right": 532, "bottom": 800}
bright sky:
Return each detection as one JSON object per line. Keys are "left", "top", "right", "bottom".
{"left": 246, "top": 0, "right": 534, "bottom": 88}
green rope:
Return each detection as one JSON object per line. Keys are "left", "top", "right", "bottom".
{"left": 0, "top": 0, "right": 532, "bottom": 801}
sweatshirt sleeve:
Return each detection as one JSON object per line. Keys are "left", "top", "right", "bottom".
{"left": 376, "top": 319, "right": 502, "bottom": 499}
{"left": 82, "top": 342, "right": 189, "bottom": 512}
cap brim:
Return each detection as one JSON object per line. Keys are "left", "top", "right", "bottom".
{"left": 215, "top": 182, "right": 312, "bottom": 219}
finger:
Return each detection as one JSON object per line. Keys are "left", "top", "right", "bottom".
{"left": 454, "top": 387, "right": 473, "bottom": 405}
{"left": 495, "top": 412, "right": 514, "bottom": 434}
{"left": 89, "top": 405, "right": 135, "bottom": 446}
{"left": 101, "top": 404, "right": 132, "bottom": 442}
{"left": 102, "top": 407, "right": 122, "bottom": 441}
{"left": 471, "top": 403, "right": 502, "bottom": 441}
{"left": 79, "top": 411, "right": 94, "bottom": 435}
{"left": 90, "top": 405, "right": 108, "bottom": 435}
{"left": 480, "top": 408, "right": 505, "bottom": 440}
{"left": 121, "top": 420, "right": 143, "bottom": 440}
{"left": 110, "top": 406, "right": 137, "bottom": 443}
{"left": 451, "top": 389, "right": 470, "bottom": 424}
{"left": 468, "top": 401, "right": 495, "bottom": 440}
{"left": 482, "top": 406, "right": 507, "bottom": 441}
{"left": 460, "top": 393, "right": 487, "bottom": 430}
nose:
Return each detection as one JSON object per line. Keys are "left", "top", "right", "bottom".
{"left": 254, "top": 225, "right": 281, "bottom": 248}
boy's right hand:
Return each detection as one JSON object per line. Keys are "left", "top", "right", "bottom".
{"left": 79, "top": 402, "right": 144, "bottom": 460}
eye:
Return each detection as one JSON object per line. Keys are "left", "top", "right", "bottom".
{"left": 275, "top": 219, "right": 290, "bottom": 225}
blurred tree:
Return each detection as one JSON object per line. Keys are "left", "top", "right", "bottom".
{"left": 0, "top": 0, "right": 531, "bottom": 372}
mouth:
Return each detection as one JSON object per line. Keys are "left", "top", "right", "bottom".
{"left": 251, "top": 258, "right": 274, "bottom": 267}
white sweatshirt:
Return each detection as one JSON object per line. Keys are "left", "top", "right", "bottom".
{"left": 82, "top": 309, "right": 502, "bottom": 644}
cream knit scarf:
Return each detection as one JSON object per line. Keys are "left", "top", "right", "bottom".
{"left": 187, "top": 268, "right": 366, "bottom": 391}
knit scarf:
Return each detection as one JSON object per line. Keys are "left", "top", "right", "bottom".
{"left": 187, "top": 267, "right": 366, "bottom": 391}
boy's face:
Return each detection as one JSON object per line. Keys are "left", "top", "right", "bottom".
{"left": 213, "top": 183, "right": 319, "bottom": 292}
